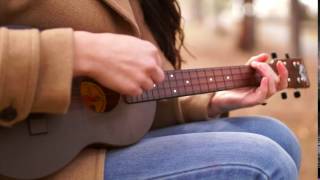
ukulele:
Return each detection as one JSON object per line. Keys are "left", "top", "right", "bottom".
{"left": 0, "top": 53, "right": 310, "bottom": 179}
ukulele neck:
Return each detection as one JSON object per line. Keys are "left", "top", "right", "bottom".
{"left": 125, "top": 65, "right": 260, "bottom": 103}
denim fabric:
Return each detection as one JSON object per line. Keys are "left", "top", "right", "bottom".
{"left": 105, "top": 116, "right": 300, "bottom": 180}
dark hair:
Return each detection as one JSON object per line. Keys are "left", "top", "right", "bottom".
{"left": 140, "top": 0, "right": 184, "bottom": 69}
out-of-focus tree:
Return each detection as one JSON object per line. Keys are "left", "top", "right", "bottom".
{"left": 290, "top": 0, "right": 302, "bottom": 56}
{"left": 213, "top": 0, "right": 230, "bottom": 17}
{"left": 238, "top": 0, "right": 255, "bottom": 51}
{"left": 191, "top": 0, "right": 203, "bottom": 23}
{"left": 212, "top": 0, "right": 231, "bottom": 34}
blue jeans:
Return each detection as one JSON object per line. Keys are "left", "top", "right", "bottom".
{"left": 105, "top": 116, "right": 301, "bottom": 180}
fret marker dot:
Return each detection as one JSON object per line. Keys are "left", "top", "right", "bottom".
{"left": 153, "top": 84, "right": 156, "bottom": 88}
{"left": 226, "top": 76, "right": 230, "bottom": 80}
{"left": 186, "top": 80, "right": 190, "bottom": 84}
{"left": 173, "top": 89, "right": 177, "bottom": 93}
{"left": 170, "top": 74, "right": 174, "bottom": 78}
{"left": 209, "top": 78, "right": 213, "bottom": 82}
{"left": 288, "top": 78, "right": 291, "bottom": 82}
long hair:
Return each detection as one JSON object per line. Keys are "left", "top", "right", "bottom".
{"left": 140, "top": 0, "right": 184, "bottom": 69}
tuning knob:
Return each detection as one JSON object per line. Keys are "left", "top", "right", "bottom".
{"left": 294, "top": 91, "right": 301, "bottom": 98}
{"left": 285, "top": 53, "right": 290, "bottom": 59}
{"left": 281, "top": 92, "right": 288, "bottom": 100}
{"left": 271, "top": 52, "right": 278, "bottom": 59}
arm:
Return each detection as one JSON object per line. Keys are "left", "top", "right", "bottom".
{"left": 0, "top": 30, "right": 165, "bottom": 127}
{"left": 0, "top": 28, "right": 73, "bottom": 127}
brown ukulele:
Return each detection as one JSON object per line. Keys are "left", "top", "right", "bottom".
{"left": 0, "top": 53, "right": 310, "bottom": 179}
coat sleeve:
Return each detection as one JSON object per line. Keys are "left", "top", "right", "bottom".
{"left": 178, "top": 93, "right": 214, "bottom": 123}
{"left": 0, "top": 27, "right": 74, "bottom": 127}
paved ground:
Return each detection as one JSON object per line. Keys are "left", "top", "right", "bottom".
{"left": 181, "top": 22, "right": 317, "bottom": 179}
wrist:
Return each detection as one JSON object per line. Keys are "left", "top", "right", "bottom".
{"left": 73, "top": 31, "right": 94, "bottom": 77}
{"left": 208, "top": 99, "right": 223, "bottom": 118}
{"left": 208, "top": 92, "right": 230, "bottom": 118}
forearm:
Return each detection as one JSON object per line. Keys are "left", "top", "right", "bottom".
{"left": 0, "top": 27, "right": 74, "bottom": 127}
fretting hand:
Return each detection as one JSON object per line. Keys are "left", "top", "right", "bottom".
{"left": 208, "top": 53, "right": 288, "bottom": 117}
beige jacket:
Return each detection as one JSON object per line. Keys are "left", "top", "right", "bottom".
{"left": 0, "top": 0, "right": 213, "bottom": 179}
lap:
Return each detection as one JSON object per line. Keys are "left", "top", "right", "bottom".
{"left": 104, "top": 116, "right": 300, "bottom": 180}
{"left": 146, "top": 115, "right": 301, "bottom": 168}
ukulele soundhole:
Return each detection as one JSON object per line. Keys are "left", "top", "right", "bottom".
{"left": 80, "top": 81, "right": 120, "bottom": 112}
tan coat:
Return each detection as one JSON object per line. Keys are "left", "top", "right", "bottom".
{"left": 0, "top": 0, "right": 213, "bottom": 179}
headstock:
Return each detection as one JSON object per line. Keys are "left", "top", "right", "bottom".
{"left": 268, "top": 52, "right": 310, "bottom": 100}
{"left": 269, "top": 53, "right": 310, "bottom": 89}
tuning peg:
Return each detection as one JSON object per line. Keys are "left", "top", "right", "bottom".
{"left": 281, "top": 92, "right": 287, "bottom": 100}
{"left": 285, "top": 53, "right": 290, "bottom": 59}
{"left": 293, "top": 91, "right": 301, "bottom": 98}
{"left": 271, "top": 52, "right": 277, "bottom": 59}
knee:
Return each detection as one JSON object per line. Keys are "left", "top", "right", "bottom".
{"left": 235, "top": 116, "right": 301, "bottom": 169}
{"left": 234, "top": 133, "right": 298, "bottom": 180}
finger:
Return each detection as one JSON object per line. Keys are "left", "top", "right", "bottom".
{"left": 156, "top": 52, "right": 164, "bottom": 68}
{"left": 251, "top": 62, "right": 279, "bottom": 82}
{"left": 251, "top": 62, "right": 278, "bottom": 97}
{"left": 246, "top": 77, "right": 269, "bottom": 106}
{"left": 134, "top": 72, "right": 154, "bottom": 91}
{"left": 124, "top": 82, "right": 143, "bottom": 96}
{"left": 150, "top": 66, "right": 165, "bottom": 84}
{"left": 276, "top": 61, "right": 288, "bottom": 90}
{"left": 140, "top": 77, "right": 155, "bottom": 91}
{"left": 246, "top": 53, "right": 269, "bottom": 65}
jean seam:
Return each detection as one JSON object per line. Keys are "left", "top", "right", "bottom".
{"left": 146, "top": 163, "right": 270, "bottom": 180}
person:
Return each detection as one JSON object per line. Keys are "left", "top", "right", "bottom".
{"left": 0, "top": 0, "right": 300, "bottom": 179}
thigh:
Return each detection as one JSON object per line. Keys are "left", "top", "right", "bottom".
{"left": 145, "top": 116, "right": 301, "bottom": 169}
{"left": 105, "top": 132, "right": 297, "bottom": 180}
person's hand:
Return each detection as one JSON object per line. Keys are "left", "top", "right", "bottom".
{"left": 208, "top": 53, "right": 288, "bottom": 117}
{"left": 73, "top": 31, "right": 165, "bottom": 96}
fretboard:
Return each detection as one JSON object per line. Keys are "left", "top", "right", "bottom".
{"left": 125, "top": 65, "right": 261, "bottom": 103}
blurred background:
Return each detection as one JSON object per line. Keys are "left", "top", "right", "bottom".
{"left": 178, "top": 0, "right": 317, "bottom": 179}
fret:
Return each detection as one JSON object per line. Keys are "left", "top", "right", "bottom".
{"left": 135, "top": 94, "right": 141, "bottom": 102}
{"left": 157, "top": 78, "right": 165, "bottom": 99}
{"left": 175, "top": 71, "right": 186, "bottom": 96}
{"left": 147, "top": 89, "right": 153, "bottom": 100}
{"left": 152, "top": 87, "right": 159, "bottom": 99}
{"left": 214, "top": 68, "right": 223, "bottom": 90}
{"left": 199, "top": 70, "right": 209, "bottom": 92}
{"left": 159, "top": 87, "right": 165, "bottom": 99}
{"left": 196, "top": 70, "right": 202, "bottom": 92}
{"left": 234, "top": 66, "right": 242, "bottom": 88}
{"left": 183, "top": 71, "right": 193, "bottom": 94}
{"left": 141, "top": 91, "right": 147, "bottom": 101}
{"left": 204, "top": 69, "right": 211, "bottom": 91}
{"left": 225, "top": 67, "right": 233, "bottom": 89}
{"left": 164, "top": 72, "right": 172, "bottom": 97}
{"left": 208, "top": 68, "right": 217, "bottom": 91}
{"left": 169, "top": 71, "right": 179, "bottom": 97}
{"left": 221, "top": 69, "right": 227, "bottom": 90}
{"left": 191, "top": 70, "right": 200, "bottom": 93}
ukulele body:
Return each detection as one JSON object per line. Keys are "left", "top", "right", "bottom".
{"left": 0, "top": 80, "right": 156, "bottom": 179}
